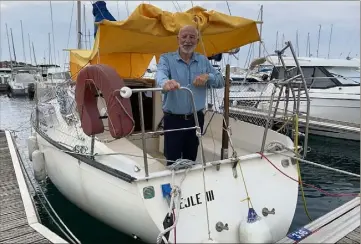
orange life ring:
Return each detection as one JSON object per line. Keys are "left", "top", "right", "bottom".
{"left": 75, "top": 64, "right": 134, "bottom": 139}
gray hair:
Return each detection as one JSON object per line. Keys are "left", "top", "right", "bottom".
{"left": 178, "top": 25, "right": 199, "bottom": 38}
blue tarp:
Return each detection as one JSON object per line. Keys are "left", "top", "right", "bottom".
{"left": 92, "top": 1, "right": 116, "bottom": 37}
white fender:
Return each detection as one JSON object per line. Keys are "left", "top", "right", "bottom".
{"left": 239, "top": 218, "right": 273, "bottom": 243}
{"left": 32, "top": 150, "right": 47, "bottom": 181}
{"left": 27, "top": 136, "right": 38, "bottom": 161}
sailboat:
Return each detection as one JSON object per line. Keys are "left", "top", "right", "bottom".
{"left": 27, "top": 2, "right": 308, "bottom": 243}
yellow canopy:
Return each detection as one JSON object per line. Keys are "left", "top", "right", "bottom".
{"left": 69, "top": 3, "right": 260, "bottom": 80}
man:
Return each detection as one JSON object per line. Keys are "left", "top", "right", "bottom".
{"left": 155, "top": 25, "right": 224, "bottom": 165}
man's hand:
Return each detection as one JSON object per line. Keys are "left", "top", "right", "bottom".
{"left": 193, "top": 74, "right": 209, "bottom": 87}
{"left": 163, "top": 79, "right": 180, "bottom": 91}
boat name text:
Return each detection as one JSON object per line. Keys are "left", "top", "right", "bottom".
{"left": 180, "top": 190, "right": 215, "bottom": 209}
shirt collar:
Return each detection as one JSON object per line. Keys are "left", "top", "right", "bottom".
{"left": 175, "top": 49, "right": 199, "bottom": 63}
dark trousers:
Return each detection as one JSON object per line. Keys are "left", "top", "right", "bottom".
{"left": 163, "top": 111, "right": 205, "bottom": 166}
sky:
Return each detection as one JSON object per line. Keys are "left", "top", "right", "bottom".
{"left": 0, "top": 0, "right": 359, "bottom": 70}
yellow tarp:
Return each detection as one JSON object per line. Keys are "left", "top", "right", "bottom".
{"left": 69, "top": 3, "right": 260, "bottom": 80}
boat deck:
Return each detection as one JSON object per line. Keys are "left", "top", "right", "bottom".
{"left": 276, "top": 197, "right": 360, "bottom": 243}
{"left": 0, "top": 130, "right": 67, "bottom": 243}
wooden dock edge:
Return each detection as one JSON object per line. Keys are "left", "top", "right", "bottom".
{"left": 5, "top": 130, "right": 68, "bottom": 244}
{"left": 277, "top": 197, "right": 360, "bottom": 243}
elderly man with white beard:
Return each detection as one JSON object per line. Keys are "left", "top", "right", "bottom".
{"left": 156, "top": 25, "right": 225, "bottom": 166}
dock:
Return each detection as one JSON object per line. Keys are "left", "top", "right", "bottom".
{"left": 0, "top": 130, "right": 67, "bottom": 243}
{"left": 277, "top": 197, "right": 360, "bottom": 243}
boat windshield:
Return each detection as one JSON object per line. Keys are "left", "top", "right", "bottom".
{"left": 325, "top": 67, "right": 360, "bottom": 85}
{"left": 14, "top": 73, "right": 35, "bottom": 84}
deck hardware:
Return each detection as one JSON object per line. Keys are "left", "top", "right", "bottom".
{"left": 281, "top": 159, "right": 290, "bottom": 167}
{"left": 215, "top": 221, "right": 229, "bottom": 232}
{"left": 134, "top": 165, "right": 141, "bottom": 172}
{"left": 262, "top": 207, "right": 275, "bottom": 216}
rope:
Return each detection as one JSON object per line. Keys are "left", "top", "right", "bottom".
{"left": 10, "top": 132, "right": 81, "bottom": 244}
{"left": 238, "top": 160, "right": 254, "bottom": 208}
{"left": 294, "top": 114, "right": 313, "bottom": 221}
{"left": 264, "top": 141, "right": 360, "bottom": 178}
{"left": 276, "top": 116, "right": 292, "bottom": 133}
{"left": 279, "top": 152, "right": 360, "bottom": 179}
{"left": 156, "top": 159, "right": 192, "bottom": 244}
{"left": 258, "top": 152, "right": 359, "bottom": 198}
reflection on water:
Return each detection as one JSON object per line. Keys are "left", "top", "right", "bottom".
{"left": 0, "top": 94, "right": 359, "bottom": 243}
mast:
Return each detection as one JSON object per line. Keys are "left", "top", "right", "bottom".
{"left": 48, "top": 33, "right": 52, "bottom": 65}
{"left": 221, "top": 64, "right": 230, "bottom": 160}
{"left": 50, "top": 0, "right": 57, "bottom": 66}
{"left": 308, "top": 33, "right": 311, "bottom": 57}
{"left": 5, "top": 24, "right": 13, "bottom": 69}
{"left": 20, "top": 20, "right": 27, "bottom": 65}
{"left": 83, "top": 4, "right": 87, "bottom": 49}
{"left": 117, "top": 1, "right": 120, "bottom": 19}
{"left": 316, "top": 24, "right": 321, "bottom": 57}
{"left": 32, "top": 42, "right": 37, "bottom": 66}
{"left": 327, "top": 24, "right": 333, "bottom": 59}
{"left": 58, "top": 50, "right": 61, "bottom": 69}
{"left": 10, "top": 28, "right": 17, "bottom": 64}
{"left": 275, "top": 31, "right": 278, "bottom": 51}
{"left": 28, "top": 34, "right": 33, "bottom": 65}
{"left": 258, "top": 5, "right": 263, "bottom": 57}
{"left": 77, "top": 1, "right": 82, "bottom": 49}
{"left": 88, "top": 29, "right": 91, "bottom": 48}
{"left": 296, "top": 29, "right": 299, "bottom": 57}
{"left": 305, "top": 32, "right": 309, "bottom": 57}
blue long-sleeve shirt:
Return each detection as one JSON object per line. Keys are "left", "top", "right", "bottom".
{"left": 155, "top": 50, "right": 225, "bottom": 115}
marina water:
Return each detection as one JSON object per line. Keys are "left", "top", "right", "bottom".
{"left": 1, "top": 94, "right": 359, "bottom": 244}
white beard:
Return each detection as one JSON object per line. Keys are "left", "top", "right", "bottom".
{"left": 180, "top": 45, "right": 196, "bottom": 54}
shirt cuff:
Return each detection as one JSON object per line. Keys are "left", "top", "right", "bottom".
{"left": 208, "top": 73, "right": 215, "bottom": 83}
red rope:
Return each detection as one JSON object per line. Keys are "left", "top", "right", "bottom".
{"left": 172, "top": 209, "right": 176, "bottom": 244}
{"left": 258, "top": 152, "right": 359, "bottom": 198}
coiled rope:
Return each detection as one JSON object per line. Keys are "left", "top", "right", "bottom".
{"left": 156, "top": 159, "right": 193, "bottom": 244}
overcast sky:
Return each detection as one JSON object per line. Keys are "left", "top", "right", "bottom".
{"left": 0, "top": 1, "right": 359, "bottom": 69}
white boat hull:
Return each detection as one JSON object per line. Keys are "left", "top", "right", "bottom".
{"left": 35, "top": 132, "right": 299, "bottom": 243}
{"left": 30, "top": 84, "right": 301, "bottom": 243}
{"left": 31, "top": 95, "right": 300, "bottom": 243}
{"left": 230, "top": 85, "right": 360, "bottom": 140}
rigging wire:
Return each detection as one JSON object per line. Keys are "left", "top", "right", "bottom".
{"left": 259, "top": 152, "right": 359, "bottom": 198}
{"left": 225, "top": 1, "right": 232, "bottom": 16}
{"left": 117, "top": 1, "right": 120, "bottom": 19}
{"left": 125, "top": 1, "right": 130, "bottom": 17}
{"left": 63, "top": 0, "right": 75, "bottom": 72}
{"left": 172, "top": 1, "right": 180, "bottom": 12}
{"left": 175, "top": 1, "right": 182, "bottom": 11}
{"left": 49, "top": 1, "right": 57, "bottom": 66}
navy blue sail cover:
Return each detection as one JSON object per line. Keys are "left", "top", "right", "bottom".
{"left": 92, "top": 1, "right": 116, "bottom": 37}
